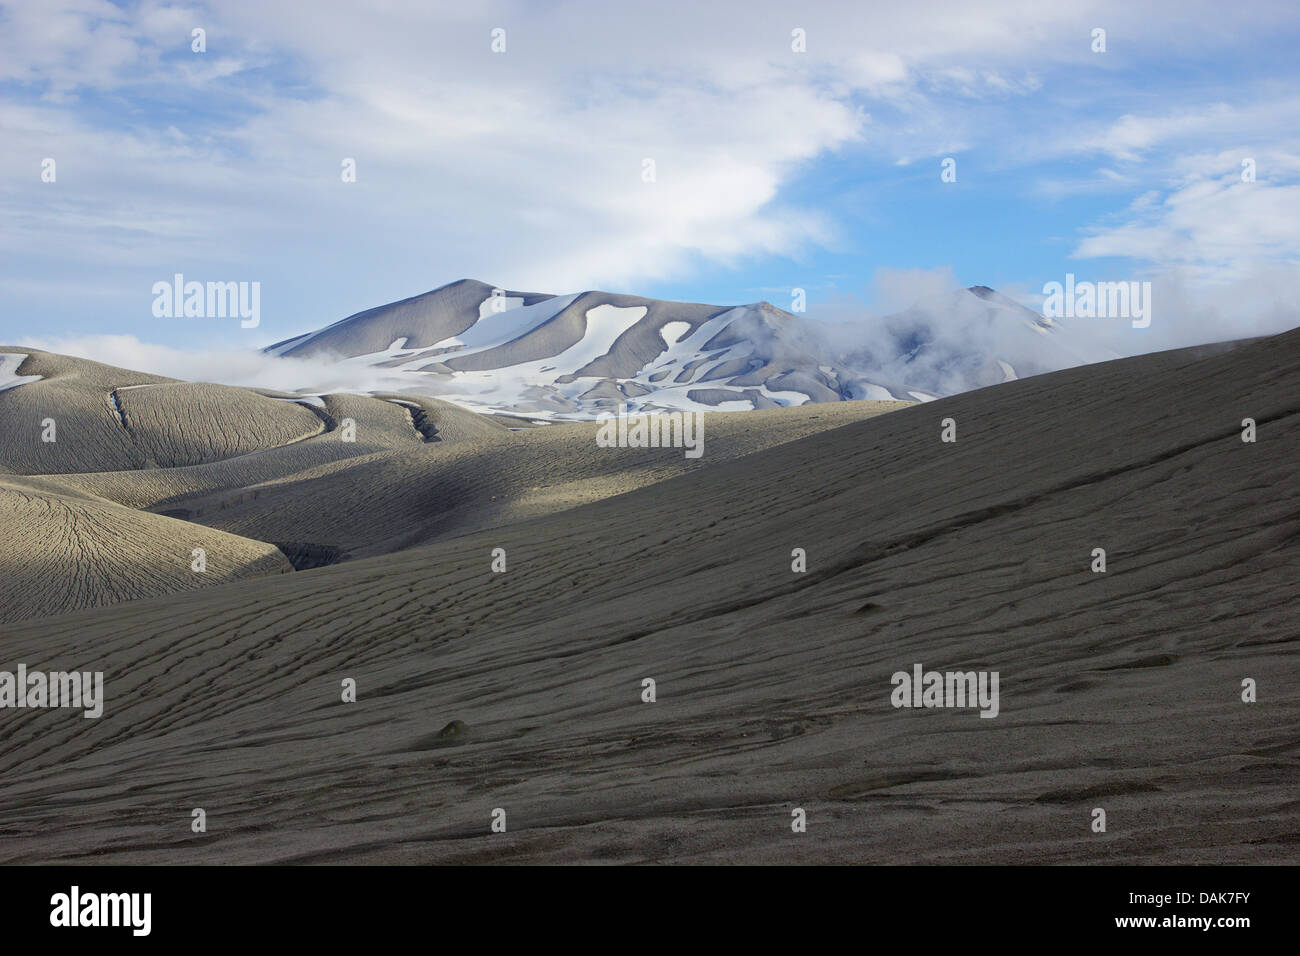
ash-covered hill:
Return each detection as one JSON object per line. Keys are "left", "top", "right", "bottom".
{"left": 0, "top": 348, "right": 904, "bottom": 623}
{"left": 0, "top": 325, "right": 1293, "bottom": 863}
{"left": 268, "top": 279, "right": 1112, "bottom": 417}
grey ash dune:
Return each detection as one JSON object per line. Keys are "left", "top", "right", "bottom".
{"left": 0, "top": 349, "right": 331, "bottom": 474}
{"left": 0, "top": 328, "right": 1294, "bottom": 863}
{"left": 0, "top": 348, "right": 903, "bottom": 621}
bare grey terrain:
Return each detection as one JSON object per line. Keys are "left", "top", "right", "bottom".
{"left": 0, "top": 347, "right": 906, "bottom": 619}
{"left": 0, "top": 329, "right": 1295, "bottom": 864}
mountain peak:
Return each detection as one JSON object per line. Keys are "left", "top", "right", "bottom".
{"left": 265, "top": 280, "right": 1113, "bottom": 418}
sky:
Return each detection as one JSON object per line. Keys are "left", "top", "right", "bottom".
{"left": 1, "top": 0, "right": 1298, "bottom": 364}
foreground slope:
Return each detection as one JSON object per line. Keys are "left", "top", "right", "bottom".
{"left": 0, "top": 330, "right": 1295, "bottom": 863}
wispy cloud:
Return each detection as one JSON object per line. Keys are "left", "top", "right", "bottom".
{"left": 1075, "top": 149, "right": 1300, "bottom": 279}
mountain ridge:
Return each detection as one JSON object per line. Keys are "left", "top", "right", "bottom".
{"left": 267, "top": 278, "right": 1117, "bottom": 418}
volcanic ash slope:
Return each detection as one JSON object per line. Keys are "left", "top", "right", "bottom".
{"left": 0, "top": 329, "right": 1295, "bottom": 863}
{"left": 0, "top": 347, "right": 908, "bottom": 621}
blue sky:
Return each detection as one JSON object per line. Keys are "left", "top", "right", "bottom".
{"left": 2, "top": 0, "right": 1298, "bottom": 363}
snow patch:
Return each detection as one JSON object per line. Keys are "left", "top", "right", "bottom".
{"left": 436, "top": 294, "right": 579, "bottom": 352}
{"left": 427, "top": 303, "right": 650, "bottom": 415}
{"left": 857, "top": 383, "right": 896, "bottom": 401}
{"left": 659, "top": 321, "right": 691, "bottom": 347}
{"left": 477, "top": 294, "right": 526, "bottom": 319}
{"left": 0, "top": 353, "right": 41, "bottom": 393}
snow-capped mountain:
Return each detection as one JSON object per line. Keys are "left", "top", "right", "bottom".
{"left": 268, "top": 278, "right": 1115, "bottom": 418}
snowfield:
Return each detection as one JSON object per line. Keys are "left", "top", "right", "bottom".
{"left": 0, "top": 353, "right": 41, "bottom": 393}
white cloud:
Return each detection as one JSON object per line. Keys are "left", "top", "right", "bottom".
{"left": 0, "top": 1, "right": 1132, "bottom": 284}
{"left": 16, "top": 333, "right": 423, "bottom": 394}
{"left": 1075, "top": 149, "right": 1300, "bottom": 279}
{"left": 1, "top": 0, "right": 1297, "bottom": 350}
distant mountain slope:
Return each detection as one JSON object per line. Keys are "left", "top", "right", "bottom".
{"left": 268, "top": 279, "right": 1117, "bottom": 417}
{"left": 268, "top": 279, "right": 557, "bottom": 359}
